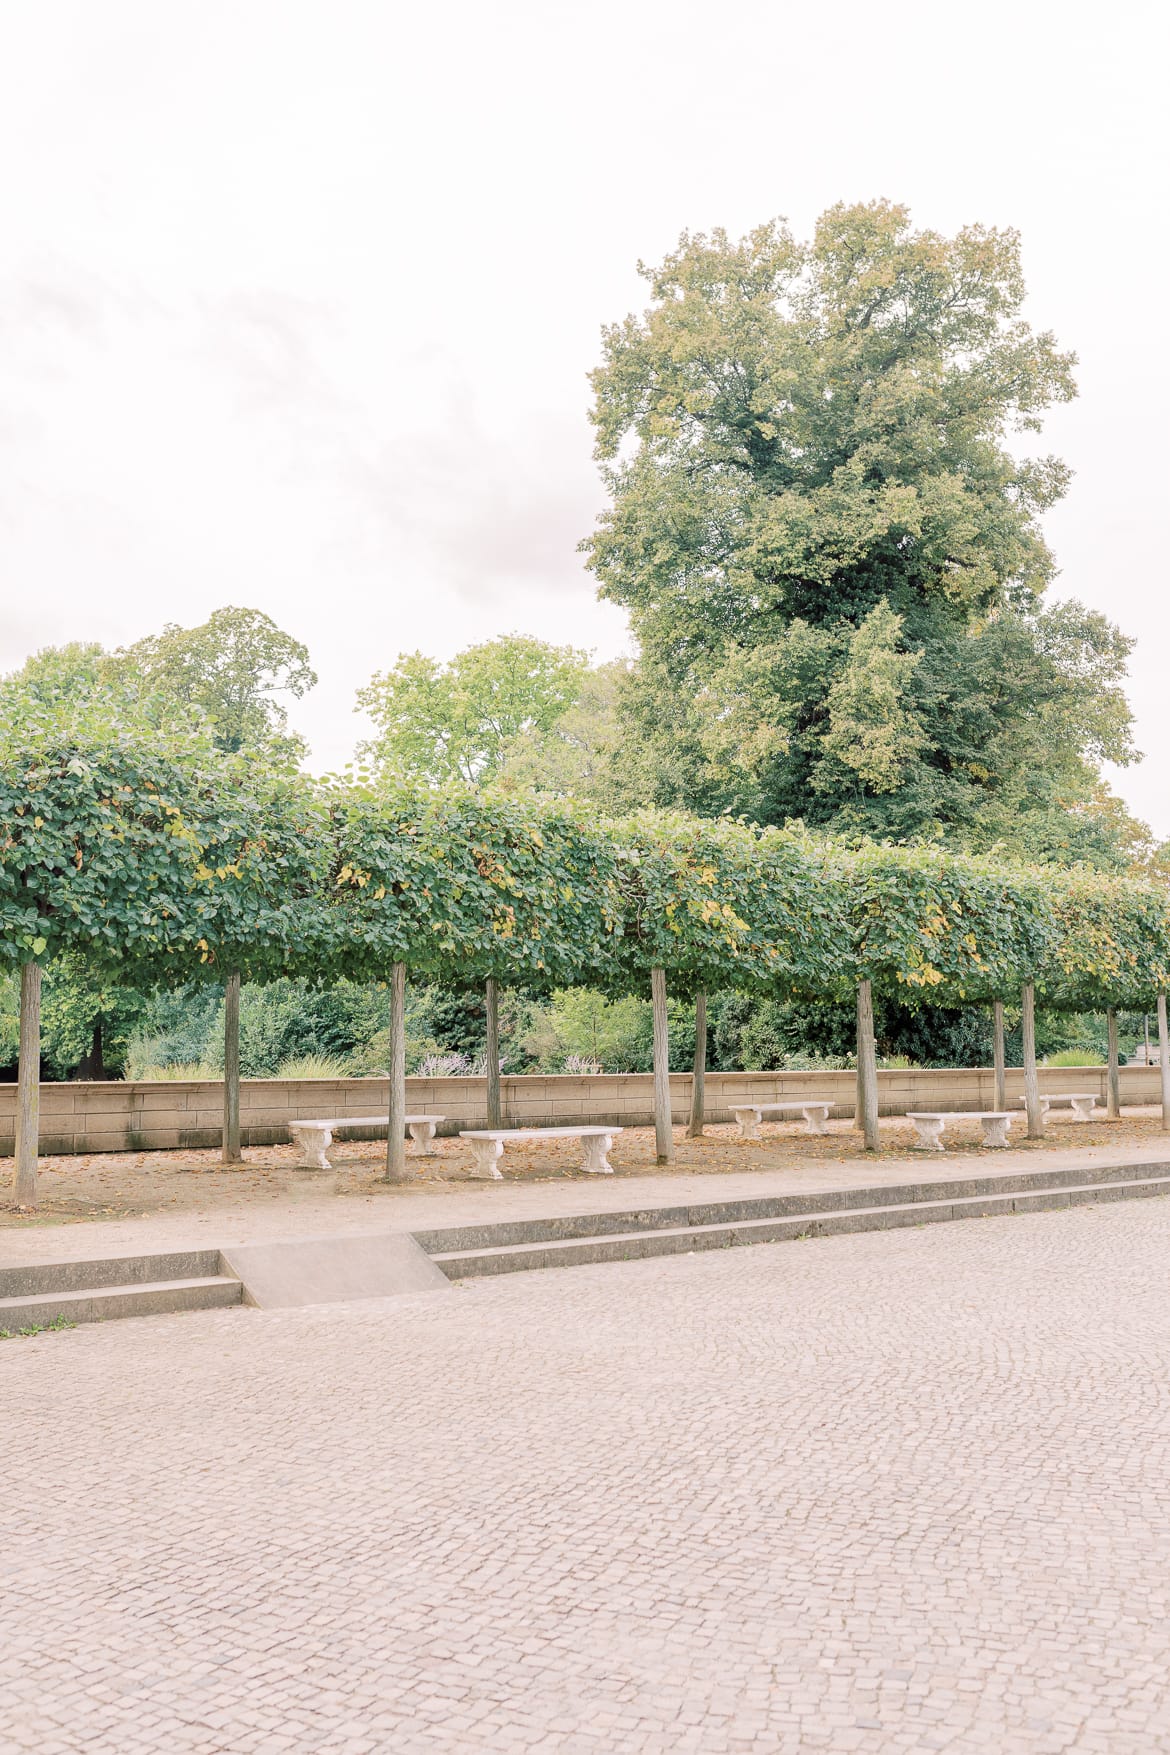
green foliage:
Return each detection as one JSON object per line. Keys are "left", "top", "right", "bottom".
{"left": 709, "top": 990, "right": 993, "bottom": 1070}
{"left": 128, "top": 1058, "right": 220, "bottom": 1081}
{"left": 522, "top": 988, "right": 653, "bottom": 1072}
{"left": 0, "top": 706, "right": 240, "bottom": 974}
{"left": 125, "top": 985, "right": 223, "bottom": 1073}
{"left": 406, "top": 986, "right": 493, "bottom": 1060}
{"left": 126, "top": 978, "right": 413, "bottom": 1081}
{"left": 1, "top": 611, "right": 316, "bottom": 768}
{"left": 585, "top": 202, "right": 1141, "bottom": 862}
{"left": 325, "top": 780, "right": 623, "bottom": 989}
{"left": 0, "top": 1314, "right": 75, "bottom": 1339}
{"left": 611, "top": 812, "right": 846, "bottom": 998}
{"left": 164, "top": 766, "right": 333, "bottom": 987}
{"left": 274, "top": 1053, "right": 353, "bottom": 1080}
{"left": 495, "top": 658, "right": 629, "bottom": 804}
{"left": 113, "top": 607, "right": 316, "bottom": 761}
{"left": 5, "top": 702, "right": 1170, "bottom": 1089}
{"left": 0, "top": 643, "right": 111, "bottom": 716}
{"left": 1045, "top": 1048, "right": 1105, "bottom": 1067}
{"left": 1039, "top": 871, "right": 1170, "bottom": 1010}
{"left": 202, "top": 978, "right": 387, "bottom": 1078}
{"left": 841, "top": 841, "right": 1058, "bottom": 1002}
{"left": 356, "top": 634, "right": 590, "bottom": 785}
{"left": 39, "top": 953, "right": 149, "bottom": 1078}
{"left": 816, "top": 603, "right": 926, "bottom": 797}
{"left": 0, "top": 970, "right": 18, "bottom": 1069}
{"left": 0, "top": 708, "right": 331, "bottom": 1086}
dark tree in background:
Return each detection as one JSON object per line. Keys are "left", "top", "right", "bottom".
{"left": 586, "top": 201, "right": 1144, "bottom": 869}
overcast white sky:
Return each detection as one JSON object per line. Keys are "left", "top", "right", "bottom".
{"left": 2, "top": 0, "right": 1167, "bottom": 830}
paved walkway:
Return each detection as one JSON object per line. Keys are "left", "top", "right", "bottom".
{"left": 5, "top": 1195, "right": 1170, "bottom": 1751}
{"left": 2, "top": 1129, "right": 1168, "bottom": 1265}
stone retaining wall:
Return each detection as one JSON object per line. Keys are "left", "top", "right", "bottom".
{"left": 0, "top": 1065, "right": 1162, "bottom": 1156}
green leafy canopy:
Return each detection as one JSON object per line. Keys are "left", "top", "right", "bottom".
{"left": 584, "top": 201, "right": 1142, "bottom": 865}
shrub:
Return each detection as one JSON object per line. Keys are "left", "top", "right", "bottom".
{"left": 134, "top": 1060, "right": 219, "bottom": 1081}
{"left": 563, "top": 1054, "right": 603, "bottom": 1075}
{"left": 416, "top": 1052, "right": 472, "bottom": 1078}
{"left": 274, "top": 1054, "right": 352, "bottom": 1080}
{"left": 522, "top": 988, "right": 653, "bottom": 1073}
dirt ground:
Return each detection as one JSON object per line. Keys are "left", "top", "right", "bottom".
{"left": 4, "top": 1107, "right": 1168, "bottom": 1229}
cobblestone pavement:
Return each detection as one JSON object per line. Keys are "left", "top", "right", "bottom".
{"left": 6, "top": 1201, "right": 1170, "bottom": 1753}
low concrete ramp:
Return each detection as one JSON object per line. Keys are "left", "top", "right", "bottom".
{"left": 221, "top": 1232, "right": 451, "bottom": 1309}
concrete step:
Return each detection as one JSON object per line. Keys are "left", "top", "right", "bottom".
{"left": 0, "top": 1274, "right": 243, "bottom": 1328}
{"left": 0, "top": 1249, "right": 225, "bottom": 1301}
{"left": 425, "top": 1165, "right": 1170, "bottom": 1280}
{"left": 413, "top": 1157, "right": 1170, "bottom": 1256}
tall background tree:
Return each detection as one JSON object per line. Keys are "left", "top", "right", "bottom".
{"left": 356, "top": 634, "right": 590, "bottom": 785}
{"left": 584, "top": 201, "right": 1142, "bottom": 867}
{"left": 1, "top": 608, "right": 316, "bottom": 767}
{"left": 112, "top": 606, "right": 316, "bottom": 762}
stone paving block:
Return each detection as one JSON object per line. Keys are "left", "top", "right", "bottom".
{"left": 5, "top": 1203, "right": 1170, "bottom": 1751}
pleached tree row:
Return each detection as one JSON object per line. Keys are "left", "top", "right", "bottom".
{"left": 5, "top": 721, "right": 1170, "bottom": 1203}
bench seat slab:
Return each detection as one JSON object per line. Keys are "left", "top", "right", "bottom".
{"left": 289, "top": 1114, "right": 444, "bottom": 1169}
{"left": 1027, "top": 1094, "right": 1097, "bottom": 1121}
{"left": 730, "top": 1103, "right": 831, "bottom": 1140}
{"left": 460, "top": 1126, "right": 623, "bottom": 1177}
{"left": 907, "top": 1112, "right": 1013, "bottom": 1152}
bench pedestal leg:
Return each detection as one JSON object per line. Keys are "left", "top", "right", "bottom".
{"left": 581, "top": 1133, "right": 616, "bottom": 1174}
{"left": 1070, "top": 1097, "right": 1095, "bottom": 1121}
{"left": 980, "top": 1116, "right": 1011, "bottom": 1148}
{"left": 911, "top": 1118, "right": 946, "bottom": 1152}
{"left": 466, "top": 1138, "right": 505, "bottom": 1180}
{"left": 408, "top": 1120, "right": 438, "bottom": 1157}
{"left": 290, "top": 1124, "right": 332, "bottom": 1170}
{"left": 732, "top": 1108, "right": 762, "bottom": 1140}
{"left": 800, "top": 1106, "right": 828, "bottom": 1135}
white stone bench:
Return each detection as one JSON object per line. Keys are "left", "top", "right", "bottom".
{"left": 459, "top": 1125, "right": 623, "bottom": 1179}
{"left": 730, "top": 1102, "right": 832, "bottom": 1139}
{"left": 289, "top": 1115, "right": 445, "bottom": 1170}
{"left": 907, "top": 1111, "right": 1013, "bottom": 1151}
{"left": 1018, "top": 1093, "right": 1098, "bottom": 1121}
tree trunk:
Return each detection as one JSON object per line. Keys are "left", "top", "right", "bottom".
{"left": 856, "top": 979, "right": 879, "bottom": 1152}
{"left": 1158, "top": 993, "right": 1170, "bottom": 1133}
{"left": 687, "top": 990, "right": 707, "bottom": 1138}
{"left": 77, "top": 1016, "right": 106, "bottom": 1082}
{"left": 222, "top": 969, "right": 241, "bottom": 1165}
{"left": 14, "top": 960, "right": 41, "bottom": 1208}
{"left": 1022, "top": 982, "right": 1042, "bottom": 1139}
{"left": 992, "top": 1000, "right": 1006, "bottom": 1113}
{"left": 1106, "top": 1006, "right": 1121, "bottom": 1119}
{"left": 485, "top": 977, "right": 502, "bottom": 1129}
{"left": 651, "top": 967, "right": 673, "bottom": 1164}
{"left": 383, "top": 962, "right": 409, "bottom": 1182}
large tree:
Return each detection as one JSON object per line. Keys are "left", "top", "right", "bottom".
{"left": 113, "top": 606, "right": 316, "bottom": 761}
{"left": 2, "top": 609, "right": 316, "bottom": 766}
{"left": 585, "top": 201, "right": 1141, "bottom": 863}
{"left": 356, "top": 634, "right": 590, "bottom": 785}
